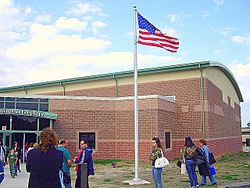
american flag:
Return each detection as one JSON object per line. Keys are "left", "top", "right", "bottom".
{"left": 137, "top": 12, "right": 179, "bottom": 53}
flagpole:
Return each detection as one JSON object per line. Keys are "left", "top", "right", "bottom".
{"left": 133, "top": 5, "right": 139, "bottom": 181}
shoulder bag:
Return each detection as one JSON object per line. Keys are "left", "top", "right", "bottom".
{"left": 209, "top": 152, "right": 216, "bottom": 165}
{"left": 180, "top": 157, "right": 187, "bottom": 176}
{"left": 154, "top": 149, "right": 169, "bottom": 168}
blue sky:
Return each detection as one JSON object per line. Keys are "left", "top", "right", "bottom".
{"left": 0, "top": 0, "right": 249, "bottom": 126}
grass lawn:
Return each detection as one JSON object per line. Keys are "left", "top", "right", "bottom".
{"left": 70, "top": 152, "right": 250, "bottom": 188}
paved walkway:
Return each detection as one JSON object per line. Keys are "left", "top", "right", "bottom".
{"left": 1, "top": 163, "right": 29, "bottom": 188}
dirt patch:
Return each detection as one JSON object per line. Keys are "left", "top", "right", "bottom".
{"left": 71, "top": 152, "right": 250, "bottom": 188}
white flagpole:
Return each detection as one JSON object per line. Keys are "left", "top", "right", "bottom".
{"left": 133, "top": 5, "right": 139, "bottom": 181}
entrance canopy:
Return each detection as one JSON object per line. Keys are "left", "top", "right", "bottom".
{"left": 0, "top": 109, "right": 57, "bottom": 120}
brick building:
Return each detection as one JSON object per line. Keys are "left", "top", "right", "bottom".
{"left": 0, "top": 61, "right": 243, "bottom": 161}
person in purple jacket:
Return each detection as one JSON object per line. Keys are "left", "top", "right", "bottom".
{"left": 27, "top": 128, "right": 63, "bottom": 188}
{"left": 75, "top": 140, "right": 94, "bottom": 188}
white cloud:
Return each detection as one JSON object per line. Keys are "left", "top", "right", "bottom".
{"left": 228, "top": 63, "right": 250, "bottom": 78}
{"left": 18, "top": 52, "right": 181, "bottom": 84}
{"left": 34, "top": 14, "right": 52, "bottom": 23}
{"left": 0, "top": 0, "right": 182, "bottom": 88}
{"left": 92, "top": 21, "right": 107, "bottom": 34}
{"left": 230, "top": 35, "right": 250, "bottom": 45}
{"left": 228, "top": 63, "right": 250, "bottom": 102}
{"left": 67, "top": 2, "right": 105, "bottom": 16}
{"left": 161, "top": 28, "right": 179, "bottom": 38}
{"left": 0, "top": 0, "right": 22, "bottom": 31}
{"left": 213, "top": 27, "right": 235, "bottom": 37}
{"left": 24, "top": 6, "right": 32, "bottom": 14}
{"left": 6, "top": 33, "right": 111, "bottom": 61}
{"left": 213, "top": 0, "right": 224, "bottom": 5}
{"left": 167, "top": 14, "right": 179, "bottom": 24}
{"left": 247, "top": 55, "right": 250, "bottom": 61}
{"left": 56, "top": 17, "right": 88, "bottom": 32}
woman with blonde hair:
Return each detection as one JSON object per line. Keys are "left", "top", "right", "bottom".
{"left": 27, "top": 128, "right": 63, "bottom": 188}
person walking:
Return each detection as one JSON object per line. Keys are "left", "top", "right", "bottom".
{"left": 75, "top": 140, "right": 94, "bottom": 188}
{"left": 0, "top": 140, "right": 6, "bottom": 165}
{"left": 26, "top": 128, "right": 63, "bottom": 188}
{"left": 0, "top": 157, "right": 4, "bottom": 183}
{"left": 149, "top": 137, "right": 164, "bottom": 188}
{"left": 181, "top": 136, "right": 199, "bottom": 188}
{"left": 57, "top": 139, "right": 73, "bottom": 188}
{"left": 198, "top": 139, "right": 217, "bottom": 186}
{"left": 7, "top": 149, "right": 17, "bottom": 178}
{"left": 13, "top": 141, "right": 21, "bottom": 173}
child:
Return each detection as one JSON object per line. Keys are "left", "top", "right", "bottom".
{"left": 7, "top": 149, "right": 17, "bottom": 178}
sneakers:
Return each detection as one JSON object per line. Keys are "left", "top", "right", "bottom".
{"left": 212, "top": 182, "right": 217, "bottom": 185}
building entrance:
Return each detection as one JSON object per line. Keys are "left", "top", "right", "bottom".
{"left": 0, "top": 96, "right": 58, "bottom": 151}
{"left": 11, "top": 133, "right": 37, "bottom": 162}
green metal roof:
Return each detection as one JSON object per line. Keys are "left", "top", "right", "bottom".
{"left": 0, "top": 60, "right": 243, "bottom": 102}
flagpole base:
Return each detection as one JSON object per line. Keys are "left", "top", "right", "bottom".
{"left": 123, "top": 179, "right": 151, "bottom": 185}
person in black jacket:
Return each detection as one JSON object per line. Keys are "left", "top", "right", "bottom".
{"left": 27, "top": 128, "right": 63, "bottom": 188}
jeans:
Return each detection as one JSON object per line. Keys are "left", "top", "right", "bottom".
{"left": 65, "top": 182, "right": 72, "bottom": 188}
{"left": 63, "top": 172, "right": 72, "bottom": 188}
{"left": 152, "top": 167, "right": 163, "bottom": 188}
{"left": 185, "top": 159, "right": 198, "bottom": 187}
{"left": 201, "top": 174, "right": 217, "bottom": 185}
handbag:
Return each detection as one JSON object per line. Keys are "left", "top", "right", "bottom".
{"left": 209, "top": 152, "right": 216, "bottom": 165}
{"left": 210, "top": 166, "right": 216, "bottom": 175}
{"left": 180, "top": 158, "right": 187, "bottom": 176}
{"left": 177, "top": 160, "right": 182, "bottom": 168}
{"left": 154, "top": 149, "right": 169, "bottom": 168}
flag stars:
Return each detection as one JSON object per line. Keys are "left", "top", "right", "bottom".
{"left": 137, "top": 13, "right": 156, "bottom": 35}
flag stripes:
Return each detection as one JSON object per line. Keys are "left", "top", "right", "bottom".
{"left": 137, "top": 12, "right": 179, "bottom": 53}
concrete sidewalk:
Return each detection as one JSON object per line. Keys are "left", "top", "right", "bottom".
{"left": 1, "top": 163, "right": 29, "bottom": 188}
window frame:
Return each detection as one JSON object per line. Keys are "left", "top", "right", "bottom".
{"left": 78, "top": 132, "right": 96, "bottom": 149}
{"left": 164, "top": 131, "right": 172, "bottom": 150}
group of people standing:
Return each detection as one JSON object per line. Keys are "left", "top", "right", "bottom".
{"left": 26, "top": 127, "right": 94, "bottom": 188}
{"left": 0, "top": 140, "right": 23, "bottom": 180}
{"left": 149, "top": 136, "right": 217, "bottom": 188}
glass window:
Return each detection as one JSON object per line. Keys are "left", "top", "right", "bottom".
{"left": 227, "top": 96, "right": 231, "bottom": 106}
{"left": 12, "top": 115, "right": 37, "bottom": 131}
{"left": 0, "top": 97, "right": 4, "bottom": 101}
{"left": 40, "top": 99, "right": 49, "bottom": 103}
{"left": 165, "top": 132, "right": 171, "bottom": 149}
{"left": 79, "top": 132, "right": 95, "bottom": 149}
{"left": 39, "top": 104, "right": 48, "bottom": 112}
{"left": 5, "top": 97, "right": 15, "bottom": 101}
{"left": 16, "top": 103, "right": 38, "bottom": 110}
{"left": 5, "top": 102, "right": 15, "bottom": 109}
{"left": 16, "top": 98, "right": 38, "bottom": 102}
{"left": 39, "top": 118, "right": 50, "bottom": 130}
{"left": 0, "top": 115, "right": 10, "bottom": 130}
{"left": 0, "top": 102, "right": 4, "bottom": 108}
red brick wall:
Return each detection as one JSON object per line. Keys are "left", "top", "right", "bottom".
{"left": 50, "top": 97, "right": 177, "bottom": 161}
{"left": 205, "top": 79, "right": 242, "bottom": 154}
{"left": 45, "top": 77, "right": 242, "bottom": 161}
